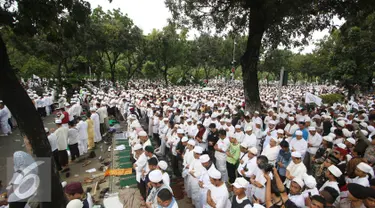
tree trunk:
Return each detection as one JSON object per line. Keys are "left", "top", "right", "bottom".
{"left": 57, "top": 61, "right": 63, "bottom": 96}
{"left": 164, "top": 67, "right": 168, "bottom": 87}
{"left": 241, "top": 9, "right": 265, "bottom": 112}
{"left": 0, "top": 35, "right": 66, "bottom": 207}
{"left": 110, "top": 64, "right": 115, "bottom": 85}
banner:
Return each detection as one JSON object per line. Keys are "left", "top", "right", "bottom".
{"left": 305, "top": 92, "right": 322, "bottom": 106}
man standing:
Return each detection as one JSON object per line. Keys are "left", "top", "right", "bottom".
{"left": 146, "top": 170, "right": 173, "bottom": 208}
{"left": 0, "top": 102, "right": 11, "bottom": 136}
{"left": 76, "top": 117, "right": 88, "bottom": 155}
{"left": 90, "top": 107, "right": 102, "bottom": 143}
{"left": 68, "top": 121, "right": 80, "bottom": 161}
{"left": 46, "top": 127, "right": 61, "bottom": 171}
{"left": 214, "top": 130, "right": 230, "bottom": 182}
{"left": 205, "top": 167, "right": 230, "bottom": 207}
{"left": 54, "top": 119, "right": 70, "bottom": 174}
{"left": 96, "top": 102, "right": 108, "bottom": 135}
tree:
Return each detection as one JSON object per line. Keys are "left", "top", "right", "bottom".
{"left": 0, "top": 0, "right": 91, "bottom": 207}
{"left": 165, "top": 0, "right": 372, "bottom": 111}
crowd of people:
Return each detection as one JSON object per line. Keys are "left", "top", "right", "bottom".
{"left": 2, "top": 78, "right": 375, "bottom": 208}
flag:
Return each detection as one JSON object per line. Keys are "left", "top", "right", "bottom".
{"left": 305, "top": 92, "right": 322, "bottom": 106}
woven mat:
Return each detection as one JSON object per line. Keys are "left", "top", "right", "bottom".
{"left": 118, "top": 162, "right": 133, "bottom": 169}
{"left": 119, "top": 176, "right": 138, "bottom": 187}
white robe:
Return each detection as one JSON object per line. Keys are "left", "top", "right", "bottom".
{"left": 284, "top": 161, "right": 307, "bottom": 188}
{"left": 215, "top": 138, "right": 230, "bottom": 182}
{"left": 261, "top": 145, "right": 280, "bottom": 165}
{"left": 205, "top": 183, "right": 230, "bottom": 208}
{"left": 289, "top": 138, "right": 308, "bottom": 158}
{"left": 90, "top": 113, "right": 102, "bottom": 142}
{"left": 76, "top": 120, "right": 88, "bottom": 154}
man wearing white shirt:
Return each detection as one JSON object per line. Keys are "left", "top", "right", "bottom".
{"left": 233, "top": 125, "right": 245, "bottom": 143}
{"left": 262, "top": 120, "right": 277, "bottom": 149}
{"left": 306, "top": 126, "right": 322, "bottom": 173}
{"left": 284, "top": 152, "right": 307, "bottom": 189}
{"left": 243, "top": 126, "right": 257, "bottom": 148}
{"left": 76, "top": 117, "right": 88, "bottom": 155}
{"left": 54, "top": 119, "right": 69, "bottom": 172}
{"left": 46, "top": 127, "right": 61, "bottom": 171}
{"left": 261, "top": 137, "right": 281, "bottom": 165}
{"left": 188, "top": 146, "right": 205, "bottom": 207}
{"left": 198, "top": 154, "right": 215, "bottom": 208}
{"left": 289, "top": 130, "right": 308, "bottom": 158}
{"left": 284, "top": 117, "right": 299, "bottom": 141}
{"left": 214, "top": 130, "right": 230, "bottom": 182}
{"left": 206, "top": 167, "right": 230, "bottom": 208}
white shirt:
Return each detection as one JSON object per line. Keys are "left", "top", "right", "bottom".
{"left": 243, "top": 133, "right": 257, "bottom": 148}
{"left": 319, "top": 181, "right": 340, "bottom": 193}
{"left": 347, "top": 176, "right": 370, "bottom": 187}
{"left": 206, "top": 183, "right": 230, "bottom": 208}
{"left": 289, "top": 194, "right": 305, "bottom": 208}
{"left": 135, "top": 152, "right": 148, "bottom": 182}
{"left": 261, "top": 145, "right": 280, "bottom": 164}
{"left": 76, "top": 120, "right": 88, "bottom": 140}
{"left": 284, "top": 161, "right": 307, "bottom": 188}
{"left": 289, "top": 138, "right": 308, "bottom": 158}
{"left": 237, "top": 152, "right": 249, "bottom": 175}
{"left": 47, "top": 133, "right": 58, "bottom": 151}
{"left": 307, "top": 133, "right": 322, "bottom": 154}
{"left": 55, "top": 126, "right": 68, "bottom": 150}
{"left": 234, "top": 131, "right": 245, "bottom": 143}
{"left": 67, "top": 128, "right": 79, "bottom": 145}
{"left": 162, "top": 172, "right": 170, "bottom": 187}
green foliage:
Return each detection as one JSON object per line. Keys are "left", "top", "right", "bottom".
{"left": 320, "top": 94, "right": 345, "bottom": 105}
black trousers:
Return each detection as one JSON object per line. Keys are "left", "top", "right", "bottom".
{"left": 37, "top": 107, "right": 46, "bottom": 117}
{"left": 52, "top": 149, "right": 62, "bottom": 171}
{"left": 172, "top": 155, "right": 181, "bottom": 177}
{"left": 139, "top": 179, "right": 147, "bottom": 200}
{"left": 226, "top": 162, "right": 237, "bottom": 184}
{"left": 68, "top": 143, "right": 80, "bottom": 161}
{"left": 153, "top": 133, "right": 160, "bottom": 146}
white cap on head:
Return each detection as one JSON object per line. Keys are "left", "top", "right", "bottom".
{"left": 235, "top": 125, "right": 241, "bottom": 129}
{"left": 357, "top": 162, "right": 372, "bottom": 173}
{"left": 177, "top": 129, "right": 185, "bottom": 134}
{"left": 346, "top": 138, "right": 356, "bottom": 145}
{"left": 288, "top": 117, "right": 295, "bottom": 121}
{"left": 308, "top": 127, "right": 316, "bottom": 131}
{"left": 240, "top": 142, "right": 248, "bottom": 148}
{"left": 233, "top": 177, "right": 249, "bottom": 189}
{"left": 245, "top": 126, "right": 253, "bottom": 131}
{"left": 323, "top": 136, "right": 333, "bottom": 142}
{"left": 45, "top": 128, "right": 49, "bottom": 133}
{"left": 208, "top": 167, "right": 221, "bottom": 179}
{"left": 295, "top": 130, "right": 303, "bottom": 136}
{"left": 291, "top": 152, "right": 302, "bottom": 158}
{"left": 337, "top": 143, "right": 346, "bottom": 149}
{"left": 55, "top": 119, "right": 62, "bottom": 124}
{"left": 158, "top": 161, "right": 168, "bottom": 171}
{"left": 360, "top": 122, "right": 368, "bottom": 128}
{"left": 277, "top": 129, "right": 284, "bottom": 134}
{"left": 337, "top": 120, "right": 346, "bottom": 127}
{"left": 248, "top": 147, "right": 258, "bottom": 155}
{"left": 193, "top": 146, "right": 204, "bottom": 154}
{"left": 133, "top": 144, "right": 143, "bottom": 151}
{"left": 303, "top": 175, "right": 317, "bottom": 189}
{"left": 181, "top": 137, "right": 188, "bottom": 142}
{"left": 328, "top": 133, "right": 336, "bottom": 139}
{"left": 90, "top": 107, "right": 97, "bottom": 111}
{"left": 138, "top": 131, "right": 147, "bottom": 137}
{"left": 292, "top": 177, "right": 305, "bottom": 188}
{"left": 328, "top": 165, "right": 342, "bottom": 177}
{"left": 149, "top": 170, "right": 163, "bottom": 183}
{"left": 66, "top": 199, "right": 84, "bottom": 208}
{"left": 269, "top": 120, "right": 276, "bottom": 125}
{"left": 187, "top": 140, "right": 196, "bottom": 146}
{"left": 199, "top": 154, "right": 210, "bottom": 163}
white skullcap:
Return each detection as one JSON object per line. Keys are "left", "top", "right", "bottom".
{"left": 193, "top": 146, "right": 204, "bottom": 154}
{"left": 163, "top": 118, "right": 169, "bottom": 121}
{"left": 308, "top": 127, "right": 316, "bottom": 131}
{"left": 233, "top": 177, "right": 249, "bottom": 189}
{"left": 303, "top": 175, "right": 317, "bottom": 189}
{"left": 138, "top": 131, "right": 147, "bottom": 137}
{"left": 44, "top": 128, "right": 49, "bottom": 133}
{"left": 361, "top": 130, "right": 369, "bottom": 136}
{"left": 149, "top": 170, "right": 163, "bottom": 183}
{"left": 245, "top": 126, "right": 253, "bottom": 131}
{"left": 368, "top": 126, "right": 375, "bottom": 133}
{"left": 133, "top": 144, "right": 143, "bottom": 151}
{"left": 65, "top": 103, "right": 70, "bottom": 107}
{"left": 342, "top": 128, "right": 352, "bottom": 137}
{"left": 328, "top": 165, "right": 342, "bottom": 177}
{"left": 337, "top": 143, "right": 346, "bottom": 149}
{"left": 255, "top": 118, "right": 262, "bottom": 125}
{"left": 288, "top": 117, "right": 295, "bottom": 121}
{"left": 277, "top": 129, "right": 284, "bottom": 134}
{"left": 177, "top": 129, "right": 185, "bottom": 134}
{"left": 305, "top": 118, "right": 311, "bottom": 122}
{"left": 254, "top": 111, "right": 259, "bottom": 114}
{"left": 357, "top": 162, "right": 372, "bottom": 173}
{"left": 90, "top": 107, "right": 97, "bottom": 111}
{"left": 337, "top": 120, "right": 346, "bottom": 127}
{"left": 208, "top": 167, "right": 221, "bottom": 179}
{"left": 346, "top": 138, "right": 356, "bottom": 145}
{"left": 55, "top": 119, "right": 62, "bottom": 124}
{"left": 240, "top": 142, "right": 248, "bottom": 148}
{"left": 226, "top": 119, "right": 231, "bottom": 123}
{"left": 205, "top": 113, "right": 210, "bottom": 116}
{"left": 248, "top": 147, "right": 258, "bottom": 155}
{"left": 186, "top": 119, "right": 192, "bottom": 122}
{"left": 67, "top": 199, "right": 83, "bottom": 208}
{"left": 181, "top": 137, "right": 188, "bottom": 142}
{"left": 199, "top": 154, "right": 210, "bottom": 163}
{"left": 360, "top": 122, "right": 368, "bottom": 128}
{"left": 323, "top": 136, "right": 333, "bottom": 142}
{"left": 295, "top": 130, "right": 303, "bottom": 136}
{"left": 187, "top": 140, "right": 196, "bottom": 146}
{"left": 269, "top": 120, "right": 276, "bottom": 125}
{"left": 293, "top": 177, "right": 305, "bottom": 188}
{"left": 158, "top": 161, "right": 168, "bottom": 170}
{"left": 328, "top": 133, "right": 336, "bottom": 139}
{"left": 271, "top": 137, "right": 278, "bottom": 142}
{"left": 291, "top": 152, "right": 302, "bottom": 158}
{"left": 235, "top": 125, "right": 241, "bottom": 129}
